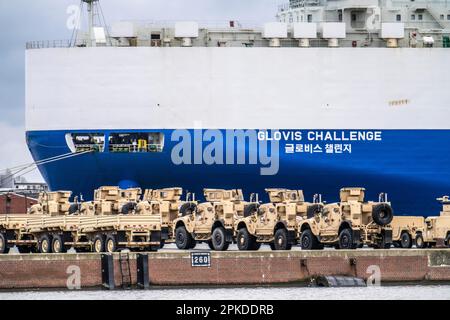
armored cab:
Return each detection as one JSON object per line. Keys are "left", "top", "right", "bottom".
{"left": 299, "top": 187, "right": 394, "bottom": 250}
{"left": 173, "top": 189, "right": 251, "bottom": 251}
{"left": 28, "top": 191, "right": 73, "bottom": 216}
{"left": 235, "top": 188, "right": 322, "bottom": 251}
{"left": 83, "top": 186, "right": 141, "bottom": 216}
{"left": 418, "top": 196, "right": 450, "bottom": 248}
{"left": 136, "top": 187, "right": 186, "bottom": 242}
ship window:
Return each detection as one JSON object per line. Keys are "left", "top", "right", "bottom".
{"left": 411, "top": 14, "right": 416, "bottom": 20}
{"left": 418, "top": 14, "right": 423, "bottom": 21}
{"left": 440, "top": 14, "right": 445, "bottom": 20}
{"left": 70, "top": 133, "right": 105, "bottom": 153}
{"left": 109, "top": 132, "right": 164, "bottom": 153}
{"left": 448, "top": 15, "right": 450, "bottom": 20}
{"left": 396, "top": 14, "right": 402, "bottom": 22}
{"left": 307, "top": 14, "right": 312, "bottom": 22}
{"left": 338, "top": 13, "right": 342, "bottom": 22}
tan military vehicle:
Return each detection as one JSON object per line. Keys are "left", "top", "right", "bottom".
{"left": 391, "top": 216, "right": 425, "bottom": 248}
{"left": 299, "top": 188, "right": 394, "bottom": 250}
{"left": 417, "top": 196, "right": 450, "bottom": 248}
{"left": 235, "top": 189, "right": 322, "bottom": 251}
{"left": 136, "top": 188, "right": 191, "bottom": 245}
{"left": 173, "top": 189, "right": 248, "bottom": 251}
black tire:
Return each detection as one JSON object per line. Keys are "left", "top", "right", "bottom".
{"left": 207, "top": 240, "right": 215, "bottom": 250}
{"left": 300, "top": 229, "right": 322, "bottom": 250}
{"left": 306, "top": 204, "right": 323, "bottom": 219}
{"left": 372, "top": 204, "right": 394, "bottom": 226}
{"left": 121, "top": 202, "right": 136, "bottom": 215}
{"left": 211, "top": 227, "right": 229, "bottom": 251}
{"left": 175, "top": 226, "right": 193, "bottom": 250}
{"left": 159, "top": 240, "right": 165, "bottom": 249}
{"left": 68, "top": 204, "right": 79, "bottom": 215}
{"left": 92, "top": 234, "right": 105, "bottom": 253}
{"left": 105, "top": 235, "right": 118, "bottom": 253}
{"left": 189, "top": 241, "right": 197, "bottom": 250}
{"left": 400, "top": 232, "right": 412, "bottom": 249}
{"left": 52, "top": 235, "right": 66, "bottom": 253}
{"left": 446, "top": 234, "right": 450, "bottom": 248}
{"left": 38, "top": 234, "right": 52, "bottom": 254}
{"left": 0, "top": 233, "right": 8, "bottom": 254}
{"left": 375, "top": 233, "right": 391, "bottom": 249}
{"left": 180, "top": 203, "right": 197, "bottom": 217}
{"left": 273, "top": 229, "right": 292, "bottom": 251}
{"left": 237, "top": 228, "right": 255, "bottom": 251}
{"left": 253, "top": 242, "right": 261, "bottom": 251}
{"left": 244, "top": 204, "right": 258, "bottom": 218}
{"left": 338, "top": 229, "right": 357, "bottom": 250}
{"left": 415, "top": 234, "right": 427, "bottom": 248}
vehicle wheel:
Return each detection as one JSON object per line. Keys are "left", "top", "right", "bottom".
{"left": 175, "top": 226, "right": 193, "bottom": 250}
{"left": 92, "top": 234, "right": 105, "bottom": 253}
{"left": 207, "top": 240, "right": 215, "bottom": 250}
{"left": 38, "top": 234, "right": 52, "bottom": 254}
{"left": 338, "top": 229, "right": 356, "bottom": 250}
{"left": 415, "top": 234, "right": 426, "bottom": 249}
{"left": 269, "top": 243, "right": 276, "bottom": 250}
{"left": 160, "top": 240, "right": 165, "bottom": 249}
{"left": 372, "top": 204, "right": 394, "bottom": 226}
{"left": 273, "top": 229, "right": 291, "bottom": 251}
{"left": 52, "top": 235, "right": 66, "bottom": 253}
{"left": 0, "top": 233, "right": 8, "bottom": 254}
{"left": 300, "top": 229, "right": 321, "bottom": 250}
{"left": 393, "top": 242, "right": 401, "bottom": 248}
{"left": 17, "top": 246, "right": 32, "bottom": 254}
{"left": 375, "top": 233, "right": 391, "bottom": 249}
{"left": 105, "top": 235, "right": 118, "bottom": 253}
{"left": 189, "top": 241, "right": 197, "bottom": 250}
{"left": 237, "top": 228, "right": 255, "bottom": 251}
{"left": 212, "top": 227, "right": 229, "bottom": 251}
{"left": 252, "top": 242, "right": 261, "bottom": 251}
{"left": 400, "top": 232, "right": 412, "bottom": 249}
{"left": 445, "top": 234, "right": 450, "bottom": 248}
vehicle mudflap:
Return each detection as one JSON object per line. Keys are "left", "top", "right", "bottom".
{"left": 150, "top": 231, "right": 162, "bottom": 243}
{"left": 288, "top": 230, "right": 297, "bottom": 245}
{"left": 225, "top": 229, "right": 234, "bottom": 243}
{"left": 382, "top": 229, "right": 393, "bottom": 244}
{"left": 161, "top": 227, "right": 169, "bottom": 240}
{"left": 352, "top": 229, "right": 362, "bottom": 246}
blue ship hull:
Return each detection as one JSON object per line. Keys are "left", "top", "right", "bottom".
{"left": 26, "top": 129, "right": 450, "bottom": 216}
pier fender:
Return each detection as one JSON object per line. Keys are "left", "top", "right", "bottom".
{"left": 311, "top": 276, "right": 366, "bottom": 288}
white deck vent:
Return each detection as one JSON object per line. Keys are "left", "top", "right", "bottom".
{"left": 322, "top": 23, "right": 346, "bottom": 47}
{"left": 293, "top": 23, "right": 317, "bottom": 47}
{"left": 175, "top": 21, "right": 199, "bottom": 47}
{"left": 380, "top": 23, "right": 405, "bottom": 48}
{"left": 263, "top": 22, "right": 288, "bottom": 47}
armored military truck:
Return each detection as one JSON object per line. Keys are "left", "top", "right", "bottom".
{"left": 173, "top": 189, "right": 249, "bottom": 251}
{"left": 416, "top": 196, "right": 450, "bottom": 248}
{"left": 235, "top": 189, "right": 322, "bottom": 251}
{"left": 136, "top": 188, "right": 192, "bottom": 245}
{"left": 391, "top": 216, "right": 425, "bottom": 248}
{"left": 299, "top": 188, "right": 394, "bottom": 250}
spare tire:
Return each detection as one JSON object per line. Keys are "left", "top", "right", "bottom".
{"left": 180, "top": 203, "right": 197, "bottom": 216}
{"left": 372, "top": 204, "right": 393, "bottom": 226}
{"left": 244, "top": 203, "right": 259, "bottom": 217}
{"left": 68, "top": 204, "right": 79, "bottom": 215}
{"left": 307, "top": 204, "right": 323, "bottom": 219}
{"left": 121, "top": 202, "right": 136, "bottom": 215}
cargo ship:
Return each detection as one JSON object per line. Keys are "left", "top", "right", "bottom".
{"left": 25, "top": 0, "right": 450, "bottom": 215}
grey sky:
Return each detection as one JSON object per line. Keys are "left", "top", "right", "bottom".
{"left": 0, "top": 0, "right": 282, "bottom": 182}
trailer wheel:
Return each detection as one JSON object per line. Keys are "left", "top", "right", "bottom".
{"left": 400, "top": 232, "right": 412, "bottom": 249}
{"left": 273, "top": 229, "right": 292, "bottom": 251}
{"left": 415, "top": 234, "right": 426, "bottom": 249}
{"left": 52, "top": 235, "right": 66, "bottom": 253}
{"left": 105, "top": 235, "right": 118, "bottom": 253}
{"left": 212, "top": 227, "right": 229, "bottom": 251}
{"left": 175, "top": 226, "right": 193, "bottom": 250}
{"left": 93, "top": 235, "right": 105, "bottom": 253}
{"left": 300, "top": 229, "right": 322, "bottom": 250}
{"left": 38, "top": 234, "right": 52, "bottom": 254}
{"left": 237, "top": 228, "right": 255, "bottom": 251}
{"left": 338, "top": 229, "right": 357, "bottom": 250}
{"left": 0, "top": 233, "right": 8, "bottom": 254}
{"left": 372, "top": 204, "right": 394, "bottom": 226}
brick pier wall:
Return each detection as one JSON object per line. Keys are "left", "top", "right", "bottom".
{"left": 0, "top": 250, "right": 449, "bottom": 290}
